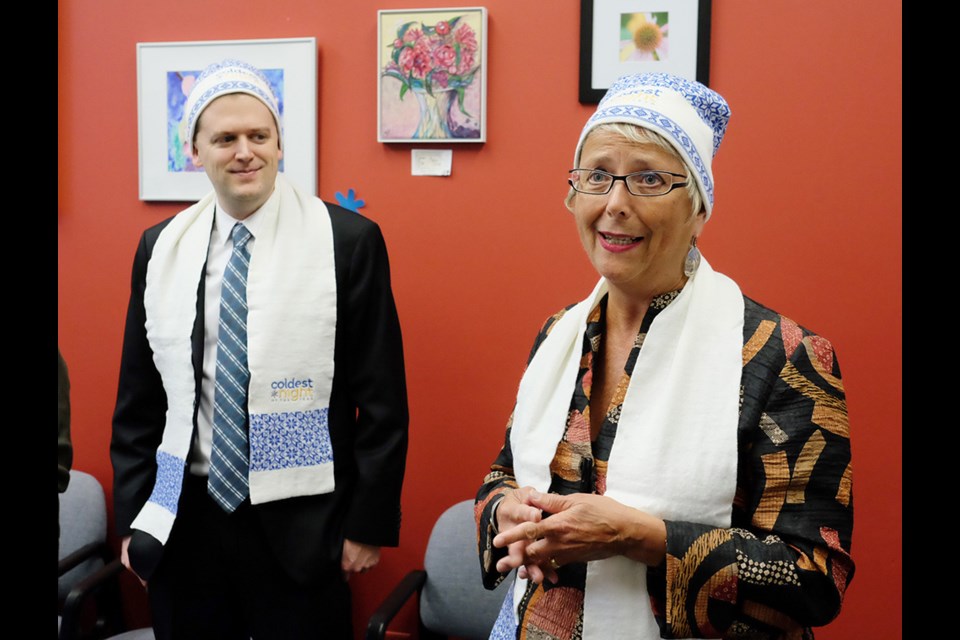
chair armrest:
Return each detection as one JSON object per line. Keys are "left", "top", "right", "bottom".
{"left": 60, "top": 558, "right": 125, "bottom": 640}
{"left": 365, "top": 569, "right": 427, "bottom": 640}
{"left": 58, "top": 541, "right": 108, "bottom": 576}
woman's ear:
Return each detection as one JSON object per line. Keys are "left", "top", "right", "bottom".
{"left": 692, "top": 209, "right": 707, "bottom": 234}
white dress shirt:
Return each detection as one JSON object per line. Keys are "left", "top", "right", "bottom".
{"left": 188, "top": 191, "right": 276, "bottom": 475}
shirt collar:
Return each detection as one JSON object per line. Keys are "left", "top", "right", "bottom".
{"left": 212, "top": 186, "right": 279, "bottom": 246}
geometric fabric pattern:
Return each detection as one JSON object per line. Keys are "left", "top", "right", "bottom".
{"left": 208, "top": 222, "right": 253, "bottom": 513}
{"left": 148, "top": 450, "right": 187, "bottom": 514}
{"left": 249, "top": 408, "right": 334, "bottom": 471}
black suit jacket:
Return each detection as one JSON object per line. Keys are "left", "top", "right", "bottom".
{"left": 110, "top": 202, "right": 409, "bottom": 586}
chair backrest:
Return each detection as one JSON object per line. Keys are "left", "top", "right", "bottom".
{"left": 419, "top": 500, "right": 513, "bottom": 639}
{"left": 58, "top": 469, "right": 108, "bottom": 602}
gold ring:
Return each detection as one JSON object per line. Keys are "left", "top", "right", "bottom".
{"left": 549, "top": 558, "right": 560, "bottom": 570}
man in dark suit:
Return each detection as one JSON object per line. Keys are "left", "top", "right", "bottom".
{"left": 110, "top": 59, "right": 408, "bottom": 639}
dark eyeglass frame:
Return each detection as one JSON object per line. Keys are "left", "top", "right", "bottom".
{"left": 567, "top": 169, "right": 688, "bottom": 197}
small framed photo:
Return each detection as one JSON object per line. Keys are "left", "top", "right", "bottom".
{"left": 137, "top": 37, "right": 317, "bottom": 201}
{"left": 378, "top": 7, "right": 488, "bottom": 143}
{"left": 579, "top": 0, "right": 712, "bottom": 104}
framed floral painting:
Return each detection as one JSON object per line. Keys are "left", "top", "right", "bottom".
{"left": 378, "top": 7, "right": 488, "bottom": 143}
{"left": 579, "top": 0, "right": 712, "bottom": 104}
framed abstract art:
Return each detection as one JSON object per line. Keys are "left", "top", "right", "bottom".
{"left": 137, "top": 37, "right": 317, "bottom": 200}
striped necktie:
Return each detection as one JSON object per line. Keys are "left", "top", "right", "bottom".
{"left": 208, "top": 222, "right": 253, "bottom": 512}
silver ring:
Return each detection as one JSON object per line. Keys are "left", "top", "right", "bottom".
{"left": 549, "top": 558, "right": 560, "bottom": 570}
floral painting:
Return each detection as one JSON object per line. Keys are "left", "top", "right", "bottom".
{"left": 378, "top": 8, "right": 487, "bottom": 143}
{"left": 166, "top": 67, "right": 285, "bottom": 173}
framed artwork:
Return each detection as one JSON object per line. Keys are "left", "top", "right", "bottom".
{"left": 378, "top": 7, "right": 488, "bottom": 143}
{"left": 137, "top": 37, "right": 317, "bottom": 201}
{"left": 579, "top": 0, "right": 711, "bottom": 104}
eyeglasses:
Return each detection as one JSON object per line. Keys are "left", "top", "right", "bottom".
{"left": 568, "top": 169, "right": 688, "bottom": 197}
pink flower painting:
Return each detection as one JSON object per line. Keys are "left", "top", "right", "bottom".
{"left": 380, "top": 10, "right": 485, "bottom": 141}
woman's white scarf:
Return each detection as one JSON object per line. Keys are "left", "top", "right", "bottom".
{"left": 131, "top": 174, "right": 337, "bottom": 546}
{"left": 499, "top": 256, "right": 743, "bottom": 639}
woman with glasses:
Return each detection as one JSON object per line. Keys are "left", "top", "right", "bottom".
{"left": 475, "top": 73, "right": 854, "bottom": 639}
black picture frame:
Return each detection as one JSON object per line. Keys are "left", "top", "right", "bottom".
{"left": 578, "top": 0, "right": 712, "bottom": 104}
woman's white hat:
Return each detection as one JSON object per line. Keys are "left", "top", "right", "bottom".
{"left": 574, "top": 73, "right": 731, "bottom": 218}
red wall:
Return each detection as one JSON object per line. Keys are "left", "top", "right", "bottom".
{"left": 58, "top": 1, "right": 902, "bottom": 638}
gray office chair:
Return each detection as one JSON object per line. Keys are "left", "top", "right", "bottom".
{"left": 366, "top": 499, "right": 513, "bottom": 640}
{"left": 58, "top": 469, "right": 123, "bottom": 640}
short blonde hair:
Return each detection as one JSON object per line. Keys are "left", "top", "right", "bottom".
{"left": 565, "top": 123, "right": 704, "bottom": 218}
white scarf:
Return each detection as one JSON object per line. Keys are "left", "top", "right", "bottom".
{"left": 502, "top": 256, "right": 743, "bottom": 639}
{"left": 132, "top": 174, "right": 337, "bottom": 545}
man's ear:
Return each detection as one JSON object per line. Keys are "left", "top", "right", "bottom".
{"left": 191, "top": 143, "right": 203, "bottom": 168}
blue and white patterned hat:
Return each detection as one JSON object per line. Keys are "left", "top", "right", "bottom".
{"left": 183, "top": 59, "right": 282, "bottom": 150}
{"left": 573, "top": 73, "right": 731, "bottom": 218}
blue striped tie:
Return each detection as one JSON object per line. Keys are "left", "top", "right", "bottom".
{"left": 208, "top": 222, "right": 253, "bottom": 512}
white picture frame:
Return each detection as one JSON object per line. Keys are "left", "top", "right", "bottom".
{"left": 137, "top": 37, "right": 317, "bottom": 201}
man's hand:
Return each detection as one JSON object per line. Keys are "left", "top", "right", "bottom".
{"left": 341, "top": 539, "right": 381, "bottom": 581}
{"left": 120, "top": 535, "right": 147, "bottom": 587}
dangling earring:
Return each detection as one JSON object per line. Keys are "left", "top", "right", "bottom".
{"left": 684, "top": 237, "right": 701, "bottom": 277}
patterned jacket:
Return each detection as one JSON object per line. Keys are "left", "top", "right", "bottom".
{"left": 476, "top": 294, "right": 854, "bottom": 639}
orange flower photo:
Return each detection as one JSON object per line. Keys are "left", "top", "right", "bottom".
{"left": 620, "top": 12, "right": 670, "bottom": 62}
{"left": 579, "top": 0, "right": 711, "bottom": 104}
